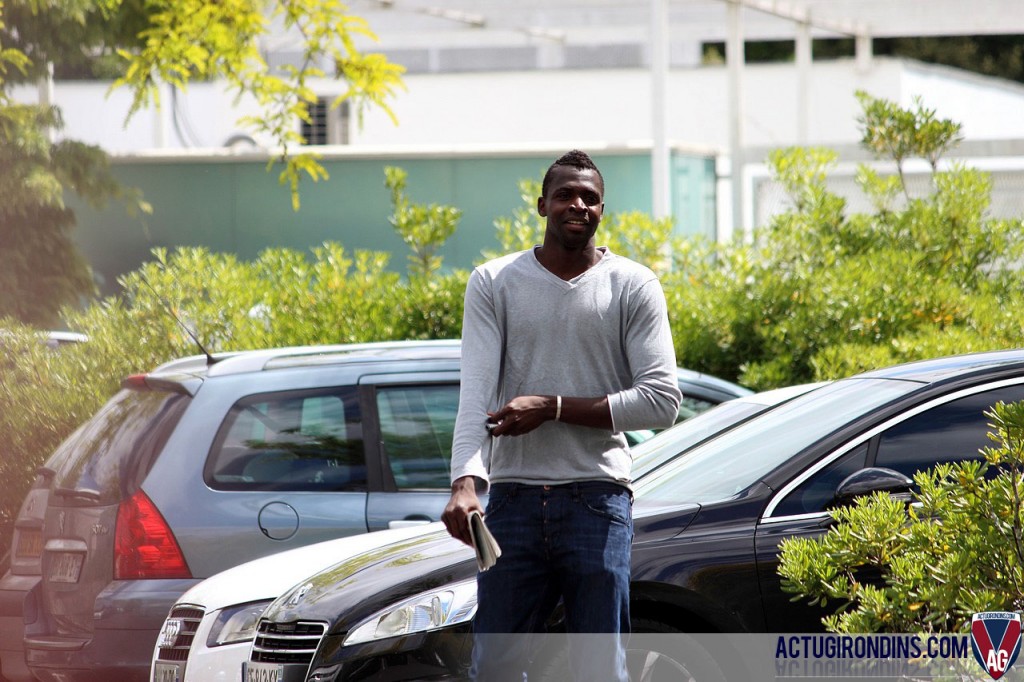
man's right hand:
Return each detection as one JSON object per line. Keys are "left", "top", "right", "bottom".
{"left": 442, "top": 476, "right": 484, "bottom": 546}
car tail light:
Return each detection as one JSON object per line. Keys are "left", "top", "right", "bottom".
{"left": 14, "top": 528, "right": 44, "bottom": 559}
{"left": 114, "top": 490, "right": 191, "bottom": 580}
{"left": 11, "top": 470, "right": 52, "bottom": 565}
{"left": 121, "top": 374, "right": 149, "bottom": 390}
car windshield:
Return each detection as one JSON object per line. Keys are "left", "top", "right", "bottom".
{"left": 631, "top": 381, "right": 830, "bottom": 480}
{"left": 634, "top": 378, "right": 920, "bottom": 505}
{"left": 631, "top": 400, "right": 769, "bottom": 479}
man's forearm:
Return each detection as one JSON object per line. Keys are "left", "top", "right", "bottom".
{"left": 487, "top": 394, "right": 612, "bottom": 437}
{"left": 556, "top": 395, "right": 613, "bottom": 430}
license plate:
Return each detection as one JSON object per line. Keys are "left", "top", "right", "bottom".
{"left": 153, "top": 662, "right": 180, "bottom": 682}
{"left": 48, "top": 552, "right": 84, "bottom": 584}
{"left": 244, "top": 661, "right": 284, "bottom": 682}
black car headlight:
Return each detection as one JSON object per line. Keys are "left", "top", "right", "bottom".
{"left": 343, "top": 578, "right": 477, "bottom": 645}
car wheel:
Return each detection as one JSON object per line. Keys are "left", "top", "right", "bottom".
{"left": 626, "top": 618, "right": 726, "bottom": 682}
{"left": 528, "top": 619, "right": 726, "bottom": 682}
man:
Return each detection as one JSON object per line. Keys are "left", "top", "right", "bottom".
{"left": 442, "top": 150, "right": 682, "bottom": 681}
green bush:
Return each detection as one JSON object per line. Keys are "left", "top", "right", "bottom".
{"left": 778, "top": 399, "right": 1024, "bottom": 633}
{"left": 668, "top": 94, "right": 1024, "bottom": 388}
{"left": 479, "top": 178, "right": 545, "bottom": 263}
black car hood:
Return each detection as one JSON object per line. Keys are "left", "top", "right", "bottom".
{"left": 263, "top": 500, "right": 703, "bottom": 635}
{"left": 264, "top": 528, "right": 478, "bottom": 632}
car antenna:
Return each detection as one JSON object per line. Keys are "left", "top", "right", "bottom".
{"left": 137, "top": 273, "right": 222, "bottom": 366}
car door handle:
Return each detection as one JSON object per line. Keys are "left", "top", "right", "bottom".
{"left": 388, "top": 518, "right": 433, "bottom": 529}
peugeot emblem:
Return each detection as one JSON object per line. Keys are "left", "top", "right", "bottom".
{"left": 287, "top": 583, "right": 313, "bottom": 607}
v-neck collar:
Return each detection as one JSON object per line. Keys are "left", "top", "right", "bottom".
{"left": 530, "top": 246, "right": 611, "bottom": 287}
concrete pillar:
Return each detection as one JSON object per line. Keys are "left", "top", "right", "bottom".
{"left": 650, "top": 0, "right": 671, "bottom": 220}
{"left": 727, "top": 0, "right": 745, "bottom": 235}
{"left": 795, "top": 21, "right": 812, "bottom": 144}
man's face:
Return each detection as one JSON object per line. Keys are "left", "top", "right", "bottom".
{"left": 537, "top": 166, "right": 604, "bottom": 251}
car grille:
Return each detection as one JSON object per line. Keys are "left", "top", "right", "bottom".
{"left": 156, "top": 605, "right": 205, "bottom": 662}
{"left": 251, "top": 620, "right": 327, "bottom": 665}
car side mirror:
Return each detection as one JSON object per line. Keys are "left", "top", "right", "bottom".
{"left": 831, "top": 467, "right": 914, "bottom": 508}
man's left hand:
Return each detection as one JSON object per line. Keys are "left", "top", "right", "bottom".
{"left": 487, "top": 395, "right": 555, "bottom": 437}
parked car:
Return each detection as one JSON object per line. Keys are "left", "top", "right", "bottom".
{"left": 244, "top": 348, "right": 1024, "bottom": 682}
{"left": 42, "top": 330, "right": 88, "bottom": 349}
{"left": 6, "top": 339, "right": 747, "bottom": 682}
{"left": 0, "top": 470, "right": 54, "bottom": 682}
{"left": 0, "top": 329, "right": 87, "bottom": 682}
{"left": 0, "top": 328, "right": 87, "bottom": 351}
{"left": 151, "top": 522, "right": 441, "bottom": 682}
{"left": 150, "top": 381, "right": 816, "bottom": 682}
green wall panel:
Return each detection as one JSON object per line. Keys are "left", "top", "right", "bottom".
{"left": 67, "top": 151, "right": 715, "bottom": 295}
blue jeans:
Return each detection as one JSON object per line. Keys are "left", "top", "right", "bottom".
{"left": 471, "top": 481, "right": 633, "bottom": 682}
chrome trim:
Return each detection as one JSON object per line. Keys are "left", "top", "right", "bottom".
{"left": 251, "top": 620, "right": 328, "bottom": 666}
{"left": 156, "top": 604, "right": 205, "bottom": 662}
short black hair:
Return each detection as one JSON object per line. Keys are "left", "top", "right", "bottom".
{"left": 541, "top": 149, "right": 605, "bottom": 197}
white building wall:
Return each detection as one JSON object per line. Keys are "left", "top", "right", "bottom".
{"left": 347, "top": 59, "right": 905, "bottom": 150}
{"left": 15, "top": 57, "right": 1024, "bottom": 156}
{"left": 899, "top": 63, "right": 1024, "bottom": 141}
{"left": 11, "top": 81, "right": 270, "bottom": 153}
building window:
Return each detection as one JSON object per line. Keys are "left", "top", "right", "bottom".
{"left": 301, "top": 97, "right": 349, "bottom": 145}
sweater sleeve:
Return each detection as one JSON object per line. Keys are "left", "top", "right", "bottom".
{"left": 607, "top": 278, "right": 683, "bottom": 433}
{"left": 449, "top": 268, "right": 502, "bottom": 485}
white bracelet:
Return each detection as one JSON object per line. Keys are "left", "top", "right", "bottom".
{"left": 555, "top": 395, "right": 562, "bottom": 422}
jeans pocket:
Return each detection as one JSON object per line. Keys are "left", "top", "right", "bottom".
{"left": 485, "top": 484, "right": 515, "bottom": 518}
{"left": 579, "top": 489, "right": 631, "bottom": 527}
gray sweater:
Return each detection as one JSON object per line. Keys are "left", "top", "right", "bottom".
{"left": 450, "top": 247, "right": 682, "bottom": 488}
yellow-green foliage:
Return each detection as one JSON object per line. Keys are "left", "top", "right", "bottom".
{"left": 480, "top": 178, "right": 546, "bottom": 262}
{"left": 113, "top": 0, "right": 405, "bottom": 209}
{"left": 386, "top": 166, "right": 462, "bottom": 279}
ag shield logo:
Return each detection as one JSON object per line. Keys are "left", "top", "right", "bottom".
{"left": 972, "top": 612, "right": 1022, "bottom": 680}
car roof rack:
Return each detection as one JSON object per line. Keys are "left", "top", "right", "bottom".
{"left": 149, "top": 339, "right": 462, "bottom": 379}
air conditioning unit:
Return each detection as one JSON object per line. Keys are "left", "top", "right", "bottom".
{"left": 301, "top": 97, "right": 350, "bottom": 145}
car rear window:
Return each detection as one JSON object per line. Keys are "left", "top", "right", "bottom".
{"left": 50, "top": 388, "right": 190, "bottom": 504}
